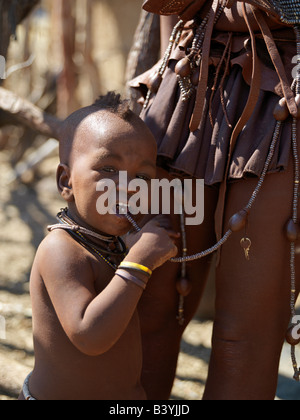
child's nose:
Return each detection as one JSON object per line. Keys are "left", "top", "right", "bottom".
{"left": 127, "top": 181, "right": 138, "bottom": 196}
{"left": 116, "top": 174, "right": 136, "bottom": 199}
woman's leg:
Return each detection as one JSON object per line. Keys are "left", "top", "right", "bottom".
{"left": 204, "top": 162, "right": 300, "bottom": 400}
{"left": 138, "top": 182, "right": 219, "bottom": 399}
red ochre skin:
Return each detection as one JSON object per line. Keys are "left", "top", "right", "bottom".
{"left": 135, "top": 3, "right": 300, "bottom": 400}
{"left": 22, "top": 107, "right": 180, "bottom": 401}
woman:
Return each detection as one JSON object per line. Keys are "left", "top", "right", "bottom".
{"left": 133, "top": 0, "right": 300, "bottom": 400}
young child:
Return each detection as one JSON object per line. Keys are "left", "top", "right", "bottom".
{"left": 19, "top": 92, "right": 179, "bottom": 400}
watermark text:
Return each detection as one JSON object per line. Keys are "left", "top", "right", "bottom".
{"left": 96, "top": 172, "right": 204, "bottom": 226}
{"left": 0, "top": 315, "right": 6, "bottom": 340}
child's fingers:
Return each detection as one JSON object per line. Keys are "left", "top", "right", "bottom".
{"left": 165, "top": 229, "right": 181, "bottom": 241}
{"left": 152, "top": 215, "right": 173, "bottom": 230}
{"left": 151, "top": 216, "right": 181, "bottom": 240}
{"left": 137, "top": 215, "right": 181, "bottom": 241}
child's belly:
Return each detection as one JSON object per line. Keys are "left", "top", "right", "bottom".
{"left": 30, "top": 312, "right": 145, "bottom": 400}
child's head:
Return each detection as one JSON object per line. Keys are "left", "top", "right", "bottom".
{"left": 57, "top": 92, "right": 157, "bottom": 236}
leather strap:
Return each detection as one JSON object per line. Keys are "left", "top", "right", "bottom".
{"left": 190, "top": 0, "right": 220, "bottom": 132}
{"left": 142, "top": 0, "right": 206, "bottom": 17}
{"left": 252, "top": 7, "right": 297, "bottom": 117}
{"left": 214, "top": 2, "right": 262, "bottom": 254}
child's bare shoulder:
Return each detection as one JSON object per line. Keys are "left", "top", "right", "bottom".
{"left": 38, "top": 229, "right": 88, "bottom": 261}
{"left": 35, "top": 229, "right": 94, "bottom": 282}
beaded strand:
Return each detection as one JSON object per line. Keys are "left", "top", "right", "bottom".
{"left": 139, "top": 0, "right": 300, "bottom": 375}
{"left": 144, "top": 19, "right": 184, "bottom": 108}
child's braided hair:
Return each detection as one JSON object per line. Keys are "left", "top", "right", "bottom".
{"left": 92, "top": 92, "right": 132, "bottom": 121}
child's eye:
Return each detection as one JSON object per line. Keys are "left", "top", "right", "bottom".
{"left": 101, "top": 167, "right": 117, "bottom": 174}
{"left": 136, "top": 174, "right": 151, "bottom": 182}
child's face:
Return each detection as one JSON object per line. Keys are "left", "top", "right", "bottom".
{"left": 57, "top": 111, "right": 157, "bottom": 237}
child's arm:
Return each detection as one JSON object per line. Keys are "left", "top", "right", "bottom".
{"left": 37, "top": 218, "right": 178, "bottom": 357}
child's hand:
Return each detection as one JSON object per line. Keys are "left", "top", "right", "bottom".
{"left": 125, "top": 215, "right": 180, "bottom": 271}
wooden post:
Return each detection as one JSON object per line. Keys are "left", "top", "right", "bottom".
{"left": 55, "top": 0, "right": 78, "bottom": 118}
{"left": 84, "top": 0, "right": 101, "bottom": 98}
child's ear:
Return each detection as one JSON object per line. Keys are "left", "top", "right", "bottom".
{"left": 57, "top": 164, "right": 74, "bottom": 202}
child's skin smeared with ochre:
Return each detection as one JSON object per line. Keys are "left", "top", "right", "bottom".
{"left": 19, "top": 94, "right": 179, "bottom": 400}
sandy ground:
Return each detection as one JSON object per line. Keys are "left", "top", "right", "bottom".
{"left": 1, "top": 149, "right": 300, "bottom": 400}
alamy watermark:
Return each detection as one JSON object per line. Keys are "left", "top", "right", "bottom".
{"left": 96, "top": 172, "right": 205, "bottom": 226}
{"left": 291, "top": 315, "right": 300, "bottom": 341}
{"left": 0, "top": 56, "right": 6, "bottom": 80}
{"left": 292, "top": 55, "right": 300, "bottom": 80}
{"left": 0, "top": 315, "right": 6, "bottom": 340}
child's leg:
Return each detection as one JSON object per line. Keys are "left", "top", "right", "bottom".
{"left": 138, "top": 185, "right": 219, "bottom": 400}
{"left": 204, "top": 163, "right": 300, "bottom": 400}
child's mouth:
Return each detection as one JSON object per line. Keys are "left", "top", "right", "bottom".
{"left": 112, "top": 204, "right": 142, "bottom": 231}
{"left": 115, "top": 205, "right": 141, "bottom": 232}
{"left": 114, "top": 204, "right": 135, "bottom": 223}
{"left": 115, "top": 203, "right": 129, "bottom": 216}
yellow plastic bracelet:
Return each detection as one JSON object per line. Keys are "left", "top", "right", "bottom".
{"left": 119, "top": 262, "right": 153, "bottom": 277}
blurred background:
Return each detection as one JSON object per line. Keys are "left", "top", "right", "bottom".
{"left": 0, "top": 0, "right": 299, "bottom": 401}
{"left": 6, "top": 0, "right": 141, "bottom": 111}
